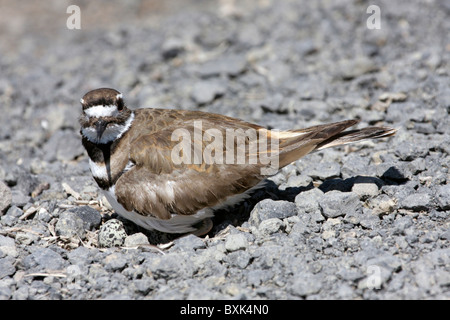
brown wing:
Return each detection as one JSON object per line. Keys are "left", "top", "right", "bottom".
{"left": 114, "top": 110, "right": 266, "bottom": 219}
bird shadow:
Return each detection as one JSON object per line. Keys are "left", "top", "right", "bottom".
{"left": 209, "top": 166, "right": 408, "bottom": 236}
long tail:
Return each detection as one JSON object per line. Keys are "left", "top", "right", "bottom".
{"left": 272, "top": 119, "right": 397, "bottom": 168}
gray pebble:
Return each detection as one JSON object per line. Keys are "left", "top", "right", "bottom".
{"left": 335, "top": 56, "right": 377, "bottom": 80}
{"left": 225, "top": 234, "right": 248, "bottom": 252}
{"left": 284, "top": 174, "right": 312, "bottom": 188}
{"left": 258, "top": 218, "right": 284, "bottom": 236}
{"left": 435, "top": 184, "right": 450, "bottom": 210}
{"left": 351, "top": 176, "right": 382, "bottom": 198}
{"left": 42, "top": 130, "right": 85, "bottom": 162}
{"left": 249, "top": 199, "right": 297, "bottom": 226}
{"left": 56, "top": 206, "right": 102, "bottom": 238}
{"left": 146, "top": 253, "right": 194, "bottom": 280}
{"left": 104, "top": 253, "right": 128, "bottom": 271}
{"left": 0, "top": 181, "right": 12, "bottom": 214}
{"left": 11, "top": 189, "right": 30, "bottom": 208}
{"left": 394, "top": 141, "right": 429, "bottom": 161}
{"left": 161, "top": 37, "right": 185, "bottom": 59}
{"left": 225, "top": 250, "right": 251, "bottom": 269}
{"left": 295, "top": 188, "right": 323, "bottom": 213}
{"left": 124, "top": 233, "right": 150, "bottom": 247}
{"left": 172, "top": 234, "right": 206, "bottom": 251}
{"left": 67, "top": 246, "right": 94, "bottom": 265}
{"left": 196, "top": 54, "right": 247, "bottom": 77}
{"left": 400, "top": 193, "right": 431, "bottom": 211}
{"left": 0, "top": 257, "right": 15, "bottom": 279}
{"left": 306, "top": 162, "right": 341, "bottom": 180}
{"left": 319, "top": 191, "right": 362, "bottom": 218}
{"left": 98, "top": 219, "right": 127, "bottom": 248}
{"left": 55, "top": 210, "right": 85, "bottom": 239}
{"left": 23, "top": 247, "right": 66, "bottom": 271}
{"left": 191, "top": 81, "right": 226, "bottom": 105}
{"left": 393, "top": 216, "right": 414, "bottom": 235}
{"left": 289, "top": 272, "right": 322, "bottom": 297}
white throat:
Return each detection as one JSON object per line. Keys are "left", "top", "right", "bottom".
{"left": 82, "top": 112, "right": 135, "bottom": 144}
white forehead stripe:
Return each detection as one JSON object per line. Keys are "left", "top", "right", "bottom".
{"left": 84, "top": 105, "right": 118, "bottom": 118}
{"left": 80, "top": 98, "right": 85, "bottom": 104}
{"left": 116, "top": 93, "right": 123, "bottom": 99}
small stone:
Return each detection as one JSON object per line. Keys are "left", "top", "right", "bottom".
{"left": 306, "top": 162, "right": 341, "bottom": 180}
{"left": 0, "top": 257, "right": 15, "bottom": 279}
{"left": 196, "top": 54, "right": 247, "bottom": 77}
{"left": 56, "top": 206, "right": 102, "bottom": 239}
{"left": 369, "top": 195, "right": 397, "bottom": 216}
{"left": 0, "top": 181, "right": 12, "bottom": 214}
{"left": 37, "top": 207, "right": 52, "bottom": 223}
{"left": 0, "top": 235, "right": 17, "bottom": 258}
{"left": 11, "top": 189, "right": 30, "bottom": 208}
{"left": 341, "top": 153, "right": 371, "bottom": 179}
{"left": 319, "top": 191, "right": 362, "bottom": 218}
{"left": 359, "top": 212, "right": 380, "bottom": 229}
{"left": 104, "top": 253, "right": 127, "bottom": 271}
{"left": 400, "top": 193, "right": 431, "bottom": 211}
{"left": 285, "top": 174, "right": 312, "bottom": 188}
{"left": 67, "top": 246, "right": 93, "bottom": 265}
{"left": 322, "top": 230, "right": 336, "bottom": 240}
{"left": 55, "top": 211, "right": 86, "bottom": 239}
{"left": 393, "top": 216, "right": 414, "bottom": 235}
{"left": 439, "top": 228, "right": 450, "bottom": 240}
{"left": 336, "top": 56, "right": 378, "bottom": 80}
{"left": 173, "top": 234, "right": 206, "bottom": 251}
{"left": 43, "top": 130, "right": 85, "bottom": 162}
{"left": 295, "top": 188, "right": 323, "bottom": 213}
{"left": 378, "top": 92, "right": 407, "bottom": 102}
{"left": 191, "top": 81, "right": 226, "bottom": 105}
{"left": 70, "top": 206, "right": 102, "bottom": 230}
{"left": 225, "top": 234, "right": 248, "bottom": 252}
{"left": 146, "top": 253, "right": 194, "bottom": 280}
{"left": 258, "top": 218, "right": 284, "bottom": 236}
{"left": 161, "top": 37, "right": 185, "bottom": 59}
{"left": 289, "top": 272, "right": 322, "bottom": 297}
{"left": 226, "top": 251, "right": 251, "bottom": 269}
{"left": 98, "top": 219, "right": 127, "bottom": 248}
{"left": 25, "top": 247, "right": 66, "bottom": 270}
{"left": 351, "top": 176, "right": 382, "bottom": 198}
{"left": 394, "top": 141, "right": 428, "bottom": 161}
{"left": 249, "top": 199, "right": 298, "bottom": 226}
{"left": 15, "top": 232, "right": 39, "bottom": 245}
{"left": 124, "top": 233, "right": 150, "bottom": 247}
{"left": 435, "top": 184, "right": 450, "bottom": 210}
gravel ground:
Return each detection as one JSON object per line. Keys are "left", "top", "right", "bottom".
{"left": 0, "top": 0, "right": 449, "bottom": 300}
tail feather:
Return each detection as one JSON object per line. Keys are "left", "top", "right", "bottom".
{"left": 315, "top": 126, "right": 397, "bottom": 150}
{"left": 274, "top": 120, "right": 396, "bottom": 168}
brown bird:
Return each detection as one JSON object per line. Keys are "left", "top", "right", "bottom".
{"left": 79, "top": 88, "right": 396, "bottom": 235}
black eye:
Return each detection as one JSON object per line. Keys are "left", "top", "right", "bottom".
{"left": 117, "top": 98, "right": 124, "bottom": 111}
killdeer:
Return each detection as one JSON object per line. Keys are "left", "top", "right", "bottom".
{"left": 79, "top": 88, "right": 396, "bottom": 235}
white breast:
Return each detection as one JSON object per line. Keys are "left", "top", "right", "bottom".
{"left": 89, "top": 159, "right": 108, "bottom": 180}
{"left": 102, "top": 186, "right": 214, "bottom": 234}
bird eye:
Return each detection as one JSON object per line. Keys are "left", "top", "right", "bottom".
{"left": 117, "top": 99, "right": 124, "bottom": 111}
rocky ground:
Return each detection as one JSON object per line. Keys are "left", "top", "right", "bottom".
{"left": 0, "top": 0, "right": 449, "bottom": 300}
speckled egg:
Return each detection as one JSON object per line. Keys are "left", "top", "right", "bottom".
{"left": 98, "top": 219, "right": 127, "bottom": 248}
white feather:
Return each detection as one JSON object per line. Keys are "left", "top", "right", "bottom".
{"left": 84, "top": 105, "right": 118, "bottom": 118}
{"left": 89, "top": 159, "right": 108, "bottom": 180}
{"left": 102, "top": 186, "right": 214, "bottom": 233}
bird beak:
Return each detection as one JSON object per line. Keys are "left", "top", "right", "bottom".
{"left": 95, "top": 120, "right": 108, "bottom": 142}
